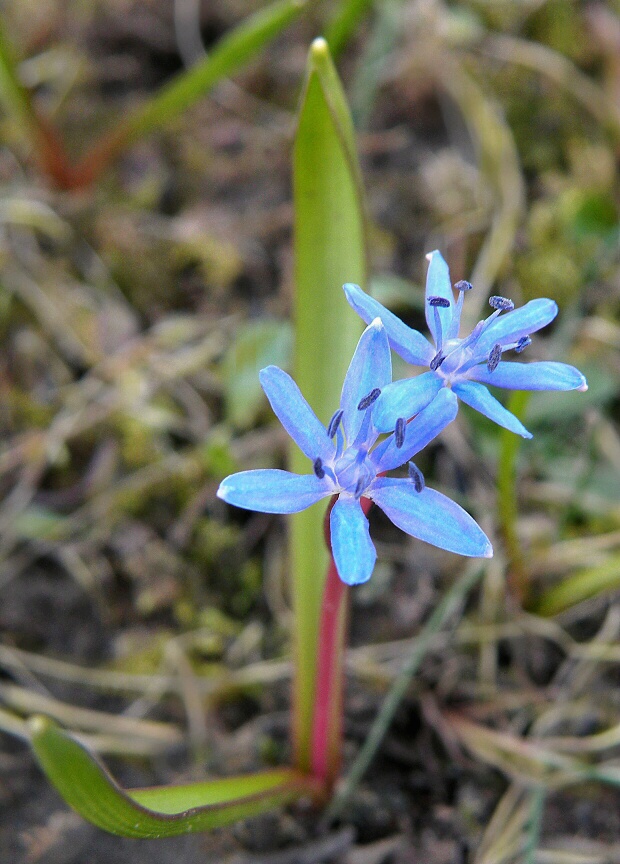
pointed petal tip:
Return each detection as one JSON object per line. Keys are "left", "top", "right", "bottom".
{"left": 369, "top": 316, "right": 385, "bottom": 331}
{"left": 425, "top": 249, "right": 441, "bottom": 262}
{"left": 483, "top": 541, "right": 494, "bottom": 559}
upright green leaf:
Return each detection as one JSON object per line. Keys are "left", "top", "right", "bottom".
{"left": 291, "top": 38, "right": 367, "bottom": 772}
{"left": 29, "top": 716, "right": 318, "bottom": 838}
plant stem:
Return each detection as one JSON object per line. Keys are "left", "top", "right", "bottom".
{"left": 309, "top": 498, "right": 372, "bottom": 792}
{"left": 497, "top": 390, "right": 530, "bottom": 603}
{"left": 310, "top": 555, "right": 348, "bottom": 790}
{"left": 324, "top": 562, "right": 484, "bottom": 822}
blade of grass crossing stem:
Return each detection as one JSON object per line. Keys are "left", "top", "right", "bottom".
{"left": 29, "top": 716, "right": 318, "bottom": 837}
{"left": 69, "top": 0, "right": 307, "bottom": 187}
{"left": 292, "top": 38, "right": 367, "bottom": 773}
{"left": 325, "top": 564, "right": 484, "bottom": 822}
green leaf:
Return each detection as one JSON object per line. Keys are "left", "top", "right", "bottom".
{"left": 223, "top": 319, "right": 293, "bottom": 429}
{"left": 73, "top": 0, "right": 308, "bottom": 186}
{"left": 29, "top": 716, "right": 318, "bottom": 838}
{"left": 291, "top": 38, "right": 367, "bottom": 771}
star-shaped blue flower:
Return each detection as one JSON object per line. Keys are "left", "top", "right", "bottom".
{"left": 217, "top": 318, "right": 492, "bottom": 586}
{"left": 344, "top": 251, "right": 588, "bottom": 439}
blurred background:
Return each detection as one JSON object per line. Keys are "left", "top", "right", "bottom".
{"left": 0, "top": 1, "right": 618, "bottom": 862}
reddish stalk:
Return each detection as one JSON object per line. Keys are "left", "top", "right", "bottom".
{"left": 310, "top": 553, "right": 348, "bottom": 789}
{"left": 310, "top": 498, "right": 372, "bottom": 791}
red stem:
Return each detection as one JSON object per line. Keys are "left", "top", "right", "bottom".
{"left": 310, "top": 553, "right": 348, "bottom": 789}
{"left": 310, "top": 497, "right": 372, "bottom": 791}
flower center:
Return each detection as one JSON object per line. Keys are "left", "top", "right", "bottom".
{"left": 334, "top": 447, "right": 375, "bottom": 497}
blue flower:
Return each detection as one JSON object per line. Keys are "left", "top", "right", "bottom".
{"left": 344, "top": 251, "right": 588, "bottom": 439}
{"left": 217, "top": 318, "right": 492, "bottom": 586}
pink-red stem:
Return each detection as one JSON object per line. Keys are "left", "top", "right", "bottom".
{"left": 310, "top": 553, "right": 348, "bottom": 788}
{"left": 309, "top": 498, "right": 372, "bottom": 791}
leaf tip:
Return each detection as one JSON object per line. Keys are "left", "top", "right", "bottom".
{"left": 310, "top": 36, "right": 329, "bottom": 58}
{"left": 28, "top": 714, "right": 54, "bottom": 739}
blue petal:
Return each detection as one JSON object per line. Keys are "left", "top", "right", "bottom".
{"left": 371, "top": 478, "right": 492, "bottom": 558}
{"left": 425, "top": 251, "right": 454, "bottom": 348}
{"left": 330, "top": 496, "right": 376, "bottom": 585}
{"left": 343, "top": 283, "right": 435, "bottom": 366}
{"left": 475, "top": 298, "right": 558, "bottom": 357}
{"left": 340, "top": 318, "right": 392, "bottom": 443}
{"left": 217, "top": 469, "right": 332, "bottom": 514}
{"left": 372, "top": 371, "right": 444, "bottom": 433}
{"left": 453, "top": 380, "right": 532, "bottom": 438}
{"left": 260, "top": 366, "right": 335, "bottom": 462}
{"left": 469, "top": 361, "right": 588, "bottom": 391}
{"left": 372, "top": 387, "right": 458, "bottom": 472}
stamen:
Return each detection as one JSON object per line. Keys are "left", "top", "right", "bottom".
{"left": 515, "top": 335, "right": 531, "bottom": 354}
{"left": 489, "top": 295, "right": 514, "bottom": 312}
{"left": 354, "top": 477, "right": 366, "bottom": 499}
{"left": 357, "top": 388, "right": 381, "bottom": 410}
{"left": 395, "top": 417, "right": 406, "bottom": 448}
{"left": 313, "top": 457, "right": 325, "bottom": 479}
{"left": 454, "top": 280, "right": 473, "bottom": 292}
{"left": 487, "top": 343, "right": 502, "bottom": 372}
{"left": 408, "top": 462, "right": 424, "bottom": 493}
{"left": 430, "top": 352, "right": 445, "bottom": 371}
{"left": 327, "top": 409, "right": 344, "bottom": 438}
{"left": 428, "top": 296, "right": 450, "bottom": 308}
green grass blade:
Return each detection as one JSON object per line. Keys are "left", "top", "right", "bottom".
{"left": 535, "top": 552, "right": 620, "bottom": 617}
{"left": 325, "top": 0, "right": 374, "bottom": 58}
{"left": 29, "top": 716, "right": 317, "bottom": 838}
{"left": 291, "top": 37, "right": 368, "bottom": 772}
{"left": 72, "top": 0, "right": 307, "bottom": 187}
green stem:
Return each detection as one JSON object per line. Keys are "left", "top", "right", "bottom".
{"left": 324, "top": 563, "right": 484, "bottom": 822}
{"left": 497, "top": 390, "right": 530, "bottom": 603}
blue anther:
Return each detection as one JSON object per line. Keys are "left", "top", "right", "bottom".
{"left": 489, "top": 296, "right": 514, "bottom": 312}
{"left": 357, "top": 388, "right": 381, "bottom": 411}
{"left": 408, "top": 462, "right": 424, "bottom": 493}
{"left": 327, "top": 409, "right": 344, "bottom": 438}
{"left": 487, "top": 343, "right": 502, "bottom": 372}
{"left": 430, "top": 352, "right": 445, "bottom": 372}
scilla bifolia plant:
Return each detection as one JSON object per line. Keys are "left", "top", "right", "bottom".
{"left": 28, "top": 39, "right": 586, "bottom": 839}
